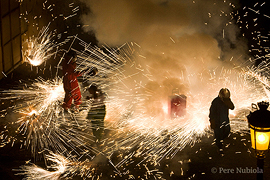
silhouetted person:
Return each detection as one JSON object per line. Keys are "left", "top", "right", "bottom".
{"left": 209, "top": 88, "right": 234, "bottom": 152}
{"left": 86, "top": 85, "right": 106, "bottom": 142}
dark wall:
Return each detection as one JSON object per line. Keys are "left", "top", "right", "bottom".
{"left": 0, "top": 0, "right": 97, "bottom": 88}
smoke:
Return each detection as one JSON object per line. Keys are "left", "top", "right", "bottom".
{"left": 79, "top": 0, "right": 248, "bottom": 120}
{"left": 80, "top": 0, "right": 246, "bottom": 55}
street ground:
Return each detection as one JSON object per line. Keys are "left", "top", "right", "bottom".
{"left": 0, "top": 123, "right": 269, "bottom": 180}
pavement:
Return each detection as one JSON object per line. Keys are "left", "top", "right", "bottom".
{"left": 0, "top": 124, "right": 270, "bottom": 180}
{"left": 0, "top": 83, "right": 269, "bottom": 180}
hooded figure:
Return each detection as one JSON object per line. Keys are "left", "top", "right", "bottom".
{"left": 62, "top": 50, "right": 83, "bottom": 111}
{"left": 209, "top": 88, "right": 234, "bottom": 150}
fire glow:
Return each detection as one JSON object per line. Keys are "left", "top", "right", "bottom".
{"left": 22, "top": 23, "right": 56, "bottom": 67}
{"left": 0, "top": 0, "right": 269, "bottom": 179}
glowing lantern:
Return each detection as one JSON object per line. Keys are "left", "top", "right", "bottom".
{"left": 247, "top": 101, "right": 270, "bottom": 154}
{"left": 247, "top": 101, "right": 270, "bottom": 180}
{"left": 250, "top": 128, "right": 270, "bottom": 151}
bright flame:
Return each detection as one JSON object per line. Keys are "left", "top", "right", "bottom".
{"left": 251, "top": 129, "right": 270, "bottom": 151}
{"left": 27, "top": 109, "right": 38, "bottom": 116}
{"left": 22, "top": 23, "right": 56, "bottom": 66}
{"left": 257, "top": 133, "right": 268, "bottom": 144}
{"left": 27, "top": 57, "right": 43, "bottom": 66}
{"left": 36, "top": 81, "right": 65, "bottom": 113}
{"left": 162, "top": 102, "right": 168, "bottom": 115}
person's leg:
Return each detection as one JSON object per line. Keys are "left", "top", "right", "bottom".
{"left": 214, "top": 128, "right": 223, "bottom": 149}
{"left": 91, "top": 119, "right": 100, "bottom": 141}
{"left": 73, "top": 89, "right": 82, "bottom": 111}
{"left": 223, "top": 124, "right": 231, "bottom": 139}
{"left": 96, "top": 118, "right": 104, "bottom": 141}
{"left": 63, "top": 91, "right": 72, "bottom": 110}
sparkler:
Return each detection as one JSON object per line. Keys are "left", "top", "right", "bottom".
{"left": 0, "top": 77, "right": 65, "bottom": 155}
{"left": 22, "top": 23, "right": 57, "bottom": 67}
{"left": 15, "top": 152, "right": 70, "bottom": 180}
{"left": 0, "top": 77, "right": 101, "bottom": 159}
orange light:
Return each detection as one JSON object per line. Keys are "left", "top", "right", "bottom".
{"left": 258, "top": 134, "right": 267, "bottom": 144}
{"left": 250, "top": 127, "right": 270, "bottom": 151}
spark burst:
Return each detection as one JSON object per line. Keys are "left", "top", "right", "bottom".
{"left": 22, "top": 23, "right": 57, "bottom": 66}
{"left": 15, "top": 151, "right": 110, "bottom": 180}
{"left": 0, "top": 75, "right": 111, "bottom": 161}
{"left": 64, "top": 37, "right": 270, "bottom": 172}
{"left": 0, "top": 39, "right": 135, "bottom": 163}
{"left": 1, "top": 77, "right": 65, "bottom": 155}
{"left": 4, "top": 37, "right": 270, "bottom": 179}
{"left": 15, "top": 152, "right": 70, "bottom": 180}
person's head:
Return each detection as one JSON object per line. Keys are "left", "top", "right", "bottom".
{"left": 88, "top": 84, "right": 98, "bottom": 99}
{"left": 67, "top": 50, "right": 77, "bottom": 62}
{"left": 218, "top": 88, "right": 231, "bottom": 99}
{"left": 89, "top": 67, "right": 98, "bottom": 76}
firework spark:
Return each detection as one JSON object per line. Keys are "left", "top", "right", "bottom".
{"left": 2, "top": 37, "right": 270, "bottom": 180}
{"left": 0, "top": 77, "right": 100, "bottom": 158}
{"left": 22, "top": 23, "right": 57, "bottom": 67}
{"left": 68, "top": 37, "right": 270, "bottom": 170}
{"left": 0, "top": 40, "right": 135, "bottom": 161}
{"left": 15, "top": 152, "right": 70, "bottom": 180}
{"left": 1, "top": 0, "right": 270, "bottom": 179}
{"left": 14, "top": 38, "right": 270, "bottom": 178}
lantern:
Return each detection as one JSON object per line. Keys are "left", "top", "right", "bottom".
{"left": 247, "top": 101, "right": 270, "bottom": 157}
{"left": 247, "top": 101, "right": 270, "bottom": 180}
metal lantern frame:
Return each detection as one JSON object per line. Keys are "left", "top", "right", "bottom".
{"left": 249, "top": 124, "right": 270, "bottom": 158}
{"left": 248, "top": 101, "right": 270, "bottom": 158}
{"left": 247, "top": 101, "right": 270, "bottom": 180}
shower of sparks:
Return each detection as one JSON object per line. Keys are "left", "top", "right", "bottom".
{"left": 22, "top": 23, "right": 57, "bottom": 66}
{"left": 101, "top": 66, "right": 270, "bottom": 170}
{"left": 1, "top": 1, "right": 270, "bottom": 179}
{"left": 0, "top": 77, "right": 95, "bottom": 157}
{"left": 15, "top": 152, "right": 69, "bottom": 180}
{"left": 67, "top": 38, "right": 270, "bottom": 171}
{"left": 11, "top": 58, "right": 270, "bottom": 179}
{"left": 0, "top": 77, "right": 65, "bottom": 155}
{"left": 0, "top": 40, "right": 135, "bottom": 158}
{"left": 15, "top": 151, "right": 114, "bottom": 180}
{"left": 3, "top": 37, "right": 270, "bottom": 179}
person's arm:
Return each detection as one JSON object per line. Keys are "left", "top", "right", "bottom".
{"left": 222, "top": 98, "right": 234, "bottom": 110}
{"left": 70, "top": 62, "right": 84, "bottom": 77}
{"left": 209, "top": 101, "right": 217, "bottom": 129}
{"left": 74, "top": 70, "right": 83, "bottom": 77}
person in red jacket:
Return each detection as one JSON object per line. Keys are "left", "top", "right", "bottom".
{"left": 62, "top": 50, "right": 83, "bottom": 112}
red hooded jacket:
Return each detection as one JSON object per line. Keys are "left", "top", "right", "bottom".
{"left": 62, "top": 54, "right": 82, "bottom": 108}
